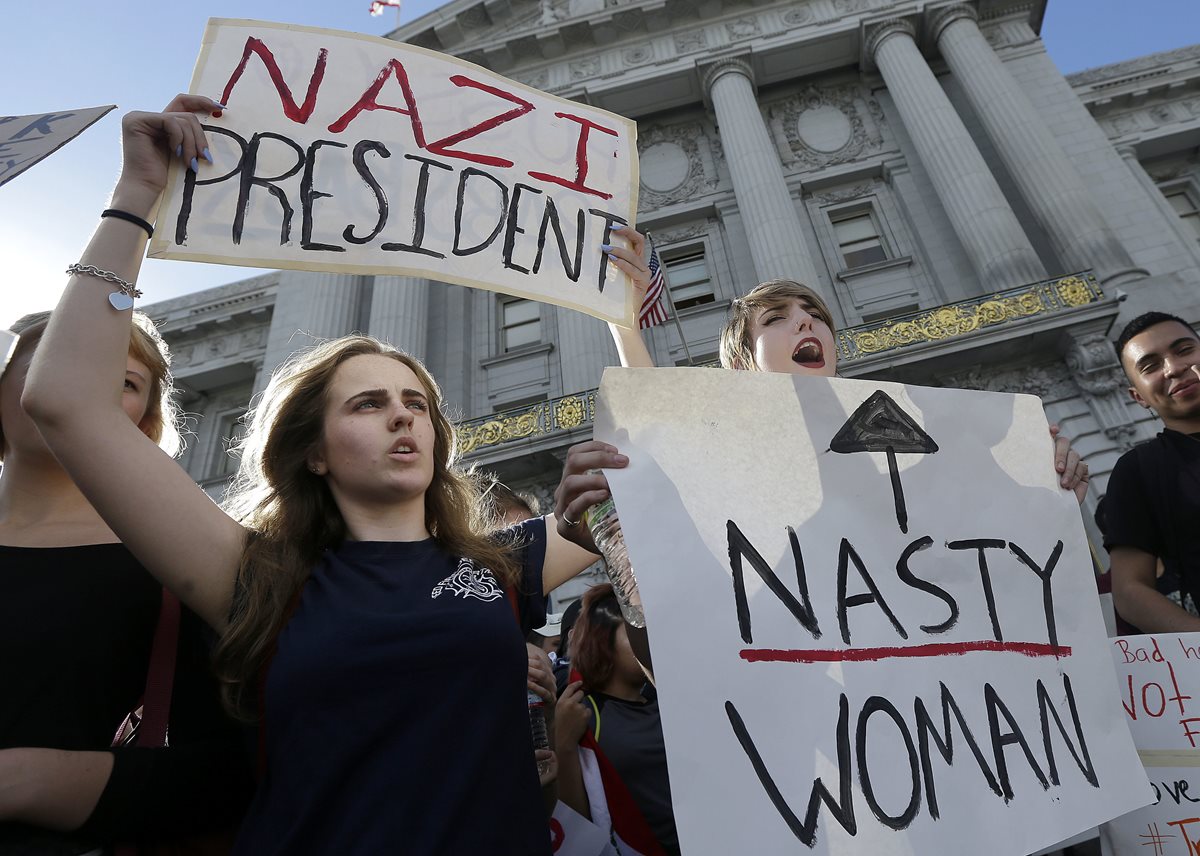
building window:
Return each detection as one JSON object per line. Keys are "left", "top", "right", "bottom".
{"left": 500, "top": 298, "right": 541, "bottom": 351}
{"left": 664, "top": 250, "right": 715, "bottom": 311}
{"left": 1165, "top": 188, "right": 1200, "bottom": 242}
{"left": 206, "top": 410, "right": 246, "bottom": 480}
{"left": 830, "top": 209, "right": 888, "bottom": 269}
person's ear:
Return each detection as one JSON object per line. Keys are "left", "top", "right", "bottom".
{"left": 1128, "top": 385, "right": 1151, "bottom": 410}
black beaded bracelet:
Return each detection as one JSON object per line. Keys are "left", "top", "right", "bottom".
{"left": 101, "top": 208, "right": 154, "bottom": 239}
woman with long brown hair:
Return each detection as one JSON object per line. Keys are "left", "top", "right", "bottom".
{"left": 24, "top": 97, "right": 626, "bottom": 855}
{"left": 0, "top": 310, "right": 251, "bottom": 854}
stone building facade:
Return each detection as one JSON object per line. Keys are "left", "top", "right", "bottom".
{"left": 144, "top": 0, "right": 1200, "bottom": 607}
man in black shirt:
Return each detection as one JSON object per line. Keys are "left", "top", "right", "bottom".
{"left": 1107, "top": 311, "right": 1200, "bottom": 632}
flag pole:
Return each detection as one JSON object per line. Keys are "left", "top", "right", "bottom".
{"left": 647, "top": 231, "right": 695, "bottom": 366}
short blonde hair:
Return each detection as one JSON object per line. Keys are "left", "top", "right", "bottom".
{"left": 718, "top": 281, "right": 837, "bottom": 371}
{"left": 2, "top": 310, "right": 182, "bottom": 460}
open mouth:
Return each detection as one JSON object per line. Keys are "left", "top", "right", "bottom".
{"left": 389, "top": 439, "right": 419, "bottom": 457}
{"left": 792, "top": 338, "right": 826, "bottom": 368}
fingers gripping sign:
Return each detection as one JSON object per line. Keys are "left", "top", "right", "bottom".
{"left": 119, "top": 94, "right": 223, "bottom": 200}
{"left": 604, "top": 226, "right": 651, "bottom": 301}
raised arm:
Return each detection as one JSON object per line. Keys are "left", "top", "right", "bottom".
{"left": 605, "top": 226, "right": 657, "bottom": 368}
{"left": 22, "top": 98, "right": 245, "bottom": 631}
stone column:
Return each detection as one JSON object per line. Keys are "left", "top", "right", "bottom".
{"left": 866, "top": 19, "right": 1046, "bottom": 290}
{"left": 701, "top": 57, "right": 823, "bottom": 289}
{"left": 556, "top": 308, "right": 618, "bottom": 394}
{"left": 931, "top": 4, "right": 1146, "bottom": 286}
{"left": 258, "top": 271, "right": 363, "bottom": 389}
{"left": 368, "top": 275, "right": 430, "bottom": 361}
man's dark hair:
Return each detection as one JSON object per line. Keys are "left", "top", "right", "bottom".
{"left": 1114, "top": 311, "right": 1196, "bottom": 361}
{"left": 556, "top": 597, "right": 584, "bottom": 660}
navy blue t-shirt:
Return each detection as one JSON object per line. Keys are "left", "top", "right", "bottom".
{"left": 233, "top": 519, "right": 551, "bottom": 856}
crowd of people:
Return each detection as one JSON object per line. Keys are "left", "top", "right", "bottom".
{"left": 0, "top": 93, "right": 1196, "bottom": 856}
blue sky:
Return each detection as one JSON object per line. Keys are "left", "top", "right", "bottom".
{"left": 1, "top": 0, "right": 1196, "bottom": 323}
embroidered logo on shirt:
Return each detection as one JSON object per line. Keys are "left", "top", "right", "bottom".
{"left": 431, "top": 557, "right": 503, "bottom": 602}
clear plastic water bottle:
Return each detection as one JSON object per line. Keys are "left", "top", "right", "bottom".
{"left": 584, "top": 497, "right": 646, "bottom": 628}
{"left": 527, "top": 690, "right": 549, "bottom": 752}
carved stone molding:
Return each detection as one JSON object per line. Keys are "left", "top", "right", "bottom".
{"left": 1065, "top": 332, "right": 1140, "bottom": 448}
{"left": 701, "top": 56, "right": 755, "bottom": 96}
{"left": 768, "top": 85, "right": 885, "bottom": 169}
{"left": 926, "top": 2, "right": 977, "bottom": 44}
{"left": 833, "top": 0, "right": 866, "bottom": 13}
{"left": 810, "top": 183, "right": 876, "bottom": 206}
{"left": 939, "top": 363, "right": 1077, "bottom": 399}
{"left": 622, "top": 43, "right": 654, "bottom": 67}
{"left": 725, "top": 17, "right": 760, "bottom": 41}
{"left": 674, "top": 28, "right": 708, "bottom": 56}
{"left": 652, "top": 219, "right": 715, "bottom": 245}
{"left": 782, "top": 4, "right": 813, "bottom": 26}
{"left": 1067, "top": 44, "right": 1200, "bottom": 88}
{"left": 569, "top": 56, "right": 601, "bottom": 79}
{"left": 637, "top": 122, "right": 722, "bottom": 210}
{"left": 863, "top": 18, "right": 917, "bottom": 64}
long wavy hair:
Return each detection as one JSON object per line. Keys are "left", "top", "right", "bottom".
{"left": 718, "top": 280, "right": 837, "bottom": 372}
{"left": 214, "top": 336, "right": 521, "bottom": 718}
{"left": 2, "top": 311, "right": 182, "bottom": 460}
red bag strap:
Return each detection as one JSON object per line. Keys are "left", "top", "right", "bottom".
{"left": 135, "top": 587, "right": 181, "bottom": 747}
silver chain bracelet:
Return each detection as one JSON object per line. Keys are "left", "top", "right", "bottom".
{"left": 66, "top": 263, "right": 143, "bottom": 310}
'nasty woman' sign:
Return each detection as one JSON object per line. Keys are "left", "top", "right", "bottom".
{"left": 595, "top": 368, "right": 1149, "bottom": 856}
{"left": 151, "top": 19, "right": 639, "bottom": 325}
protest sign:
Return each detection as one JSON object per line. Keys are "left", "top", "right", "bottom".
{"left": 0, "top": 106, "right": 114, "bottom": 188}
{"left": 1101, "top": 633, "right": 1200, "bottom": 855}
{"left": 150, "top": 19, "right": 640, "bottom": 325}
{"left": 594, "top": 367, "right": 1150, "bottom": 856}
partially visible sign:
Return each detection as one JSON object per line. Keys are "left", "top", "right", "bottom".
{"left": 1103, "top": 633, "right": 1200, "bottom": 855}
{"left": 0, "top": 106, "right": 115, "bottom": 188}
{"left": 151, "top": 18, "right": 640, "bottom": 324}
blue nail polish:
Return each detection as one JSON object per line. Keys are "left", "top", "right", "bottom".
{"left": 175, "top": 144, "right": 182, "bottom": 158}
{"left": 601, "top": 243, "right": 613, "bottom": 251}
{"left": 202, "top": 147, "right": 213, "bottom": 164}
{"left": 215, "top": 102, "right": 226, "bottom": 109}
{"left": 190, "top": 157, "right": 199, "bottom": 173}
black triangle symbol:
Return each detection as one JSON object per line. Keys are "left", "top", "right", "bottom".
{"left": 829, "top": 390, "right": 939, "bottom": 455}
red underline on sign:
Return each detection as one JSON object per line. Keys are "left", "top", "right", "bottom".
{"left": 740, "top": 641, "right": 1072, "bottom": 663}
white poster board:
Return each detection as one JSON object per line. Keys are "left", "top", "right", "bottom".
{"left": 150, "top": 19, "right": 640, "bottom": 325}
{"left": 1102, "top": 633, "right": 1200, "bottom": 855}
{"left": 0, "top": 106, "right": 114, "bottom": 188}
{"left": 594, "top": 367, "right": 1150, "bottom": 856}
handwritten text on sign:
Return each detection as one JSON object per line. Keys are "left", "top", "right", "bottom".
{"left": 150, "top": 19, "right": 639, "bottom": 324}
{"left": 1102, "top": 634, "right": 1200, "bottom": 856}
{"left": 0, "top": 106, "right": 114, "bottom": 188}
{"left": 595, "top": 368, "right": 1149, "bottom": 856}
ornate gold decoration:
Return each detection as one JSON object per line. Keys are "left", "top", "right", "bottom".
{"left": 1055, "top": 276, "right": 1094, "bottom": 307}
{"left": 553, "top": 395, "right": 586, "bottom": 430}
{"left": 838, "top": 272, "right": 1103, "bottom": 360}
{"left": 457, "top": 406, "right": 542, "bottom": 455}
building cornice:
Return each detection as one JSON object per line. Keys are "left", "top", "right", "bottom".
{"left": 1067, "top": 44, "right": 1200, "bottom": 91}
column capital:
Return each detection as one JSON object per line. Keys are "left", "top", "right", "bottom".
{"left": 1114, "top": 143, "right": 1140, "bottom": 160}
{"left": 926, "top": 2, "right": 978, "bottom": 46}
{"left": 699, "top": 55, "right": 755, "bottom": 100}
{"left": 862, "top": 17, "right": 917, "bottom": 69}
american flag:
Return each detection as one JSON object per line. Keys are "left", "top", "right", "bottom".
{"left": 369, "top": 0, "right": 401, "bottom": 15}
{"left": 639, "top": 235, "right": 669, "bottom": 330}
